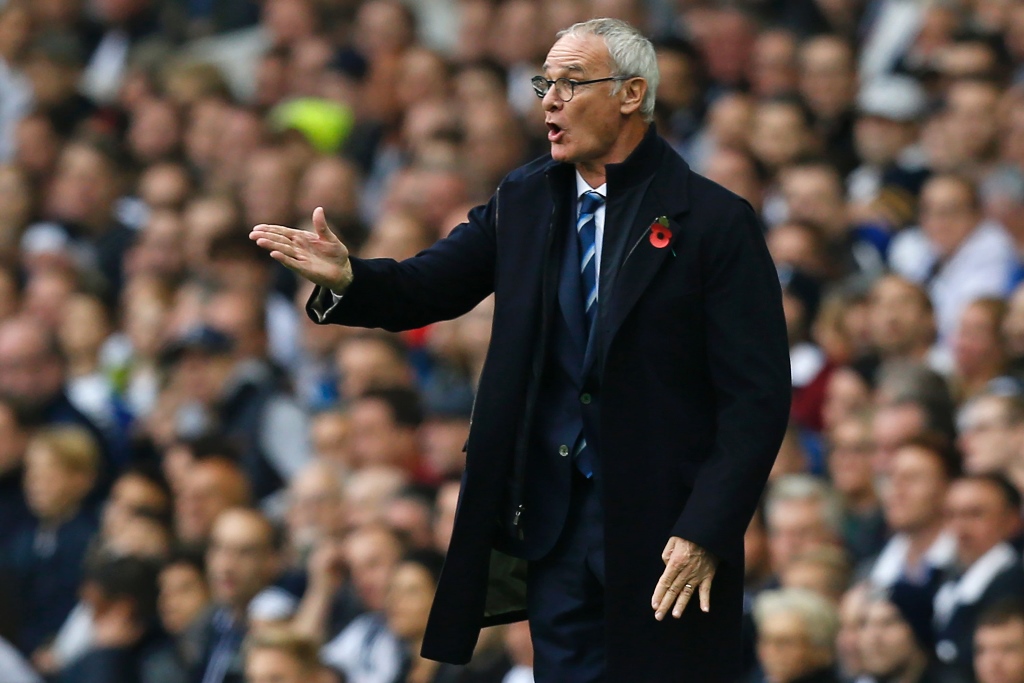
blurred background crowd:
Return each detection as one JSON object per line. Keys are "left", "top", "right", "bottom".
{"left": 4, "top": 0, "right": 1024, "bottom": 682}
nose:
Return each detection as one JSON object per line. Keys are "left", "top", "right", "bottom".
{"left": 543, "top": 88, "right": 562, "bottom": 112}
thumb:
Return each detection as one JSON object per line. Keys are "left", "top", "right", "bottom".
{"left": 312, "top": 206, "right": 332, "bottom": 239}
{"left": 699, "top": 575, "right": 713, "bottom": 613}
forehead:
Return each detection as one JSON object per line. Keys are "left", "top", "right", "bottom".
{"left": 544, "top": 33, "right": 611, "bottom": 76}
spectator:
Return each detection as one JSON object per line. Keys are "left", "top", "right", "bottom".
{"left": 933, "top": 475, "right": 1024, "bottom": 678}
{"left": 836, "top": 583, "right": 870, "bottom": 682}
{"left": 858, "top": 585, "right": 959, "bottom": 683}
{"left": 865, "top": 276, "right": 940, "bottom": 371}
{"left": 871, "top": 436, "right": 960, "bottom": 590}
{"left": 891, "top": 174, "right": 1015, "bottom": 347}
{"left": 161, "top": 324, "right": 312, "bottom": 502}
{"left": 957, "top": 392, "right": 1024, "bottom": 492}
{"left": 753, "top": 587, "right": 841, "bottom": 683}
{"left": 174, "top": 456, "right": 251, "bottom": 547}
{"left": 284, "top": 460, "right": 346, "bottom": 568}
{"left": 0, "top": 397, "right": 31, "bottom": 547}
{"left": 827, "top": 412, "right": 887, "bottom": 563}
{"left": 194, "top": 508, "right": 282, "bottom": 683}
{"left": 348, "top": 387, "right": 426, "bottom": 479}
{"left": 56, "top": 554, "right": 167, "bottom": 683}
{"left": 0, "top": 317, "right": 113, "bottom": 469}
{"left": 765, "top": 474, "right": 844, "bottom": 577}
{"left": 2, "top": 426, "right": 100, "bottom": 656}
{"left": 951, "top": 298, "right": 1009, "bottom": 401}
{"left": 974, "top": 599, "right": 1024, "bottom": 683}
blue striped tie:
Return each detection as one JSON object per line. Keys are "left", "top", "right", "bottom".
{"left": 577, "top": 191, "right": 604, "bottom": 333}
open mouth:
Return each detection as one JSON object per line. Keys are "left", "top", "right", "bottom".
{"left": 547, "top": 122, "right": 565, "bottom": 142}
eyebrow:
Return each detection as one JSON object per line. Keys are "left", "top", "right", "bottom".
{"left": 542, "top": 63, "right": 587, "bottom": 76}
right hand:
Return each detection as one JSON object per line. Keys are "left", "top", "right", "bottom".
{"left": 250, "top": 206, "right": 354, "bottom": 293}
{"left": 307, "top": 538, "right": 347, "bottom": 591}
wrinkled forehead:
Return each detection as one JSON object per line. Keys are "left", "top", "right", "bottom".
{"left": 543, "top": 33, "right": 612, "bottom": 77}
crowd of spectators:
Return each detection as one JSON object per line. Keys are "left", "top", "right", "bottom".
{"left": 3, "top": 0, "right": 1024, "bottom": 682}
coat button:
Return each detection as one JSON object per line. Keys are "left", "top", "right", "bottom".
{"left": 558, "top": 444, "right": 569, "bottom": 456}
{"left": 580, "top": 393, "right": 591, "bottom": 404}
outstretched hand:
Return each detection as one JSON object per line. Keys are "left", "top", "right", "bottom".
{"left": 651, "top": 536, "right": 717, "bottom": 621}
{"left": 250, "top": 206, "right": 354, "bottom": 293}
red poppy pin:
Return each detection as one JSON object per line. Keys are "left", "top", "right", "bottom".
{"left": 649, "top": 216, "right": 671, "bottom": 249}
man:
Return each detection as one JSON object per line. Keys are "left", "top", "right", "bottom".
{"left": 933, "top": 475, "right": 1024, "bottom": 679}
{"left": 858, "top": 586, "right": 961, "bottom": 683}
{"left": 348, "top": 387, "right": 427, "bottom": 478}
{"left": 974, "top": 600, "right": 1024, "bottom": 683}
{"left": 870, "top": 437, "right": 959, "bottom": 590}
{"left": 957, "top": 393, "right": 1024, "bottom": 488}
{"left": 764, "top": 474, "right": 844, "bottom": 577}
{"left": 162, "top": 325, "right": 311, "bottom": 502}
{"left": 174, "top": 457, "right": 251, "bottom": 547}
{"left": 753, "top": 587, "right": 840, "bottom": 683}
{"left": 889, "top": 174, "right": 1015, "bottom": 346}
{"left": 866, "top": 276, "right": 939, "bottom": 369}
{"left": 252, "top": 18, "right": 790, "bottom": 681}
{"left": 193, "top": 508, "right": 282, "bottom": 683}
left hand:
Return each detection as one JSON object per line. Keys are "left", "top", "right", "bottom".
{"left": 651, "top": 536, "right": 718, "bottom": 621}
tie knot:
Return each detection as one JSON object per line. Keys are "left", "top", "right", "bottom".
{"left": 578, "top": 191, "right": 604, "bottom": 216}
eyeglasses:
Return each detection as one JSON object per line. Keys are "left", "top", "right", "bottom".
{"left": 531, "top": 75, "right": 631, "bottom": 102}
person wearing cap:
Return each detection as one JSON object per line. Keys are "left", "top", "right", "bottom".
{"left": 859, "top": 585, "right": 966, "bottom": 683}
{"left": 848, "top": 76, "right": 930, "bottom": 231}
{"left": 253, "top": 17, "right": 789, "bottom": 682}
{"left": 160, "top": 324, "right": 312, "bottom": 503}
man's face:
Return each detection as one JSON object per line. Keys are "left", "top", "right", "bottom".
{"left": 349, "top": 398, "right": 415, "bottom": 469}
{"left": 175, "top": 461, "right": 247, "bottom": 544}
{"left": 541, "top": 33, "right": 637, "bottom": 169}
{"left": 206, "top": 510, "right": 277, "bottom": 611}
{"left": 767, "top": 498, "right": 832, "bottom": 572}
{"left": 757, "top": 611, "right": 827, "bottom": 683}
{"left": 945, "top": 480, "right": 1020, "bottom": 568}
{"left": 868, "top": 277, "right": 932, "bottom": 358}
{"left": 883, "top": 447, "right": 948, "bottom": 533}
{"left": 158, "top": 562, "right": 210, "bottom": 635}
{"left": 798, "top": 38, "right": 854, "bottom": 120}
{"left": 975, "top": 619, "right": 1024, "bottom": 683}
{"left": 959, "top": 398, "right": 1023, "bottom": 475}
{"left": 859, "top": 600, "right": 919, "bottom": 677}
{"left": 919, "top": 177, "right": 979, "bottom": 260}
{"left": 345, "top": 528, "right": 401, "bottom": 612}
{"left": 872, "top": 404, "right": 926, "bottom": 476}
{"left": 102, "top": 473, "right": 169, "bottom": 539}
{"left": 0, "top": 323, "right": 63, "bottom": 413}
{"left": 828, "top": 419, "right": 875, "bottom": 500}
{"left": 780, "top": 167, "right": 845, "bottom": 237}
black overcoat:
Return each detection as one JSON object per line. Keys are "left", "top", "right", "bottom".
{"left": 308, "top": 127, "right": 791, "bottom": 681}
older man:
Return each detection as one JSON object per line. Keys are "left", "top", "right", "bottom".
{"left": 252, "top": 17, "right": 789, "bottom": 681}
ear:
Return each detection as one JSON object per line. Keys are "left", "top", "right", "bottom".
{"left": 619, "top": 77, "right": 647, "bottom": 117}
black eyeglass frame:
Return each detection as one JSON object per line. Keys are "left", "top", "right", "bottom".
{"left": 531, "top": 75, "right": 633, "bottom": 102}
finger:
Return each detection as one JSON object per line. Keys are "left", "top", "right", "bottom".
{"left": 665, "top": 574, "right": 695, "bottom": 619}
{"left": 699, "top": 573, "right": 713, "bottom": 613}
{"left": 258, "top": 237, "right": 304, "bottom": 259}
{"left": 312, "top": 207, "right": 333, "bottom": 239}
{"left": 268, "top": 250, "right": 308, "bottom": 271}
{"left": 655, "top": 564, "right": 692, "bottom": 620}
{"left": 253, "top": 233, "right": 299, "bottom": 252}
{"left": 651, "top": 562, "right": 679, "bottom": 611}
{"left": 251, "top": 224, "right": 309, "bottom": 240}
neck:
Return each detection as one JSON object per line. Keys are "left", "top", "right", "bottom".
{"left": 574, "top": 120, "right": 648, "bottom": 187}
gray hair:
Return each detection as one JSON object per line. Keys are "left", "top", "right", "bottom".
{"left": 557, "top": 18, "right": 659, "bottom": 122}
{"left": 753, "top": 587, "right": 840, "bottom": 650}
{"left": 764, "top": 473, "right": 844, "bottom": 540}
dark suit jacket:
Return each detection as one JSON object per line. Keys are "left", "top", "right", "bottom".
{"left": 934, "top": 556, "right": 1024, "bottom": 681}
{"left": 308, "top": 126, "right": 790, "bottom": 681}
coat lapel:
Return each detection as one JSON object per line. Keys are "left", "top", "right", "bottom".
{"left": 583, "top": 127, "right": 692, "bottom": 379}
